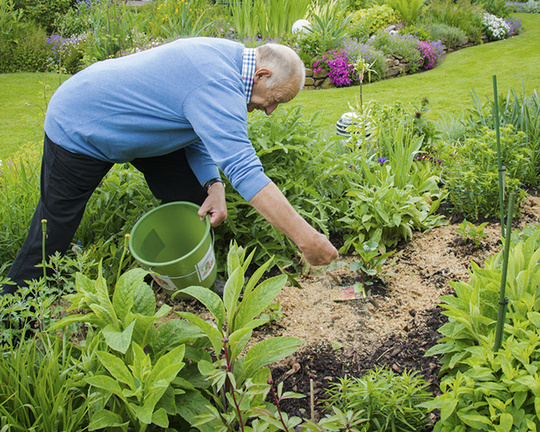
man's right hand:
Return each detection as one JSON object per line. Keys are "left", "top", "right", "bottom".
{"left": 299, "top": 231, "right": 339, "bottom": 266}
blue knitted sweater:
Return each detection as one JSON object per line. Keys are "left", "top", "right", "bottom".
{"left": 44, "top": 37, "right": 271, "bottom": 201}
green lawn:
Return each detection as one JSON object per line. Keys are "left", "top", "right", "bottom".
{"left": 1, "top": 13, "right": 539, "bottom": 159}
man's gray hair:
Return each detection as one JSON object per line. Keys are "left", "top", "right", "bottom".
{"left": 256, "top": 44, "right": 306, "bottom": 91}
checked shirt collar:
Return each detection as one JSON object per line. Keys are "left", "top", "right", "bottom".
{"left": 242, "top": 48, "right": 257, "bottom": 104}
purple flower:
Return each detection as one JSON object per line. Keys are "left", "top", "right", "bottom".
{"left": 378, "top": 157, "right": 387, "bottom": 165}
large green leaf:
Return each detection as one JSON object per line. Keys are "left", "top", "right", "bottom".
{"left": 133, "top": 282, "right": 156, "bottom": 316}
{"left": 102, "top": 320, "right": 135, "bottom": 354}
{"left": 88, "top": 409, "right": 129, "bottom": 431}
{"left": 234, "top": 275, "right": 287, "bottom": 330}
{"left": 240, "top": 337, "right": 305, "bottom": 381}
{"left": 224, "top": 266, "right": 245, "bottom": 325}
{"left": 176, "top": 311, "right": 224, "bottom": 354}
{"left": 96, "top": 350, "right": 135, "bottom": 389}
{"left": 176, "top": 390, "right": 219, "bottom": 432}
{"left": 179, "top": 286, "right": 226, "bottom": 329}
{"left": 113, "top": 268, "right": 147, "bottom": 320}
{"left": 86, "top": 375, "right": 125, "bottom": 399}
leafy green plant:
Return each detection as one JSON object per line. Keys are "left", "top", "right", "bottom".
{"left": 305, "top": 2, "right": 353, "bottom": 49}
{"left": 172, "top": 242, "right": 306, "bottom": 431}
{"left": 0, "top": 333, "right": 93, "bottom": 431}
{"left": 423, "top": 225, "right": 540, "bottom": 431}
{"left": 424, "top": 0, "right": 484, "bottom": 44}
{"left": 82, "top": 0, "right": 139, "bottom": 64}
{"left": 143, "top": 0, "right": 211, "bottom": 40}
{"left": 349, "top": 240, "right": 394, "bottom": 285}
{"left": 428, "top": 23, "right": 467, "bottom": 50}
{"left": 324, "top": 368, "right": 433, "bottom": 431}
{"left": 369, "top": 30, "right": 422, "bottom": 74}
{"left": 350, "top": 5, "right": 399, "bottom": 36}
{"left": 443, "top": 125, "right": 529, "bottom": 220}
{"left": 48, "top": 262, "right": 212, "bottom": 430}
{"left": 467, "top": 87, "right": 540, "bottom": 189}
{"left": 385, "top": 0, "right": 426, "bottom": 25}
{"left": 455, "top": 219, "right": 488, "bottom": 246}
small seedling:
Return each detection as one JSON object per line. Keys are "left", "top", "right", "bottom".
{"left": 350, "top": 240, "right": 394, "bottom": 285}
{"left": 455, "top": 219, "right": 489, "bottom": 246}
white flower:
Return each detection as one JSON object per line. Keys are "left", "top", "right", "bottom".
{"left": 482, "top": 13, "right": 510, "bottom": 40}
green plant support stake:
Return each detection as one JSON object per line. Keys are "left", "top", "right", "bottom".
{"left": 493, "top": 75, "right": 505, "bottom": 238}
{"left": 41, "top": 218, "right": 48, "bottom": 281}
{"left": 494, "top": 193, "right": 515, "bottom": 352}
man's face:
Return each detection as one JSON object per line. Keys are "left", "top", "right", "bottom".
{"left": 248, "top": 69, "right": 299, "bottom": 115}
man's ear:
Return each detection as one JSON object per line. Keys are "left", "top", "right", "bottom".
{"left": 254, "top": 68, "right": 272, "bottom": 83}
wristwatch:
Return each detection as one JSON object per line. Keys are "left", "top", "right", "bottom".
{"left": 203, "top": 177, "right": 225, "bottom": 192}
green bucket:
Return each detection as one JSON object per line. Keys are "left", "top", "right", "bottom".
{"left": 129, "top": 201, "right": 217, "bottom": 296}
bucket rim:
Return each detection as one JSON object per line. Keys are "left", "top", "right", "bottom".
{"left": 128, "top": 201, "right": 211, "bottom": 268}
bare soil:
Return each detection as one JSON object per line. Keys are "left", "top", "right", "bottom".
{"left": 156, "top": 194, "right": 540, "bottom": 428}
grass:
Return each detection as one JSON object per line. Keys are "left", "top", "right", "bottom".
{"left": 0, "top": 72, "right": 68, "bottom": 159}
{"left": 0, "top": 13, "right": 538, "bottom": 159}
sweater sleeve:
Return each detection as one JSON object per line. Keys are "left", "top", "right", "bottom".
{"left": 184, "top": 138, "right": 221, "bottom": 186}
{"left": 183, "top": 79, "right": 271, "bottom": 201}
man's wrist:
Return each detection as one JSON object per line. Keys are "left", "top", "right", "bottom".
{"left": 203, "top": 177, "right": 225, "bottom": 192}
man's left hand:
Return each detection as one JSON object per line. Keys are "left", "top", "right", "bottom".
{"left": 198, "top": 182, "right": 227, "bottom": 227}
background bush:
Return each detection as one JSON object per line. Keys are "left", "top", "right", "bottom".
{"left": 429, "top": 23, "right": 467, "bottom": 49}
{"left": 13, "top": 0, "right": 74, "bottom": 35}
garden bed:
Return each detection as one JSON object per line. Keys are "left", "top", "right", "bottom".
{"left": 154, "top": 193, "right": 540, "bottom": 428}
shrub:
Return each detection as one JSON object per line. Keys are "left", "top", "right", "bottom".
{"left": 0, "top": 23, "right": 51, "bottom": 72}
{"left": 506, "top": 0, "right": 540, "bottom": 13}
{"left": 13, "top": 0, "right": 74, "bottom": 35}
{"left": 424, "top": 0, "right": 485, "bottom": 44}
{"left": 46, "top": 34, "right": 85, "bottom": 74}
{"left": 296, "top": 31, "right": 340, "bottom": 65}
{"left": 53, "top": 0, "right": 93, "bottom": 37}
{"left": 505, "top": 16, "right": 522, "bottom": 36}
{"left": 472, "top": 0, "right": 511, "bottom": 17}
{"left": 417, "top": 40, "right": 444, "bottom": 70}
{"left": 369, "top": 30, "right": 422, "bottom": 73}
{"left": 386, "top": 0, "right": 426, "bottom": 24}
{"left": 443, "top": 125, "right": 529, "bottom": 220}
{"left": 429, "top": 23, "right": 467, "bottom": 49}
{"left": 351, "top": 4, "right": 399, "bottom": 36}
{"left": 400, "top": 24, "right": 431, "bottom": 41}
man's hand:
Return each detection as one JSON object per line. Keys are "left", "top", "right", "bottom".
{"left": 198, "top": 182, "right": 227, "bottom": 227}
{"left": 298, "top": 231, "right": 338, "bottom": 266}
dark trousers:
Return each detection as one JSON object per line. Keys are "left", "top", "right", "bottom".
{"left": 3, "top": 135, "right": 206, "bottom": 294}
